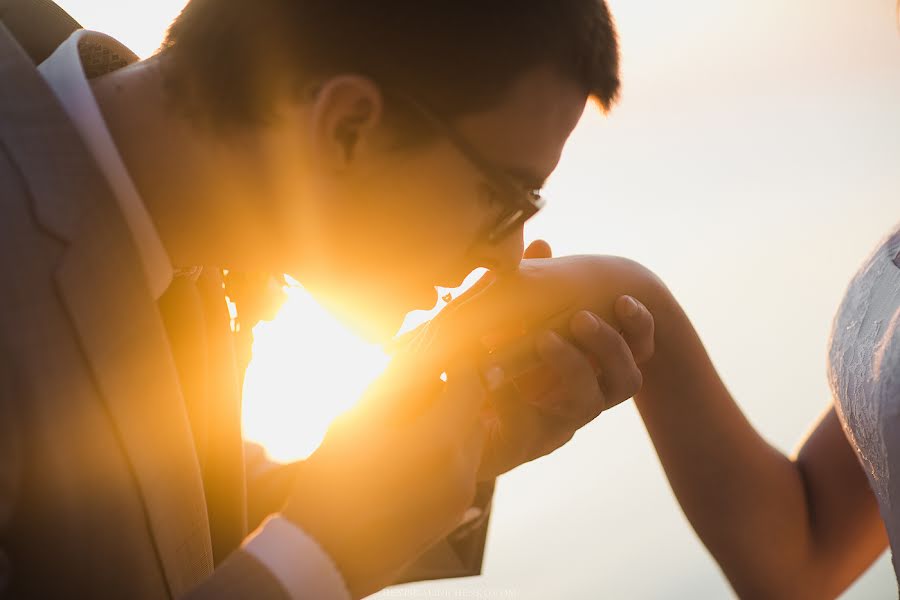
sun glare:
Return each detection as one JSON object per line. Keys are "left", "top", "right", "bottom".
{"left": 241, "top": 271, "right": 486, "bottom": 463}
{"left": 241, "top": 283, "right": 391, "bottom": 463}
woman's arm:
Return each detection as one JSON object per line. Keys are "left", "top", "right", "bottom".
{"left": 635, "top": 281, "right": 887, "bottom": 599}
{"left": 439, "top": 254, "right": 887, "bottom": 597}
{"left": 445, "top": 255, "right": 888, "bottom": 597}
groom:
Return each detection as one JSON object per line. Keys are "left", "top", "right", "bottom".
{"left": 0, "top": 1, "right": 652, "bottom": 598}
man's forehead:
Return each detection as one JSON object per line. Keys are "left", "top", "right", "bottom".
{"left": 454, "top": 65, "right": 588, "bottom": 184}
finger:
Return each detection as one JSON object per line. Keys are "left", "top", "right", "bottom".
{"left": 569, "top": 310, "right": 643, "bottom": 410}
{"left": 614, "top": 295, "right": 655, "bottom": 364}
{"left": 401, "top": 271, "right": 500, "bottom": 367}
{"left": 435, "top": 270, "right": 498, "bottom": 323}
{"left": 436, "top": 364, "right": 490, "bottom": 488}
{"left": 462, "top": 408, "right": 488, "bottom": 466}
{"left": 429, "top": 268, "right": 569, "bottom": 359}
{"left": 523, "top": 239, "right": 553, "bottom": 259}
{"left": 532, "top": 329, "right": 602, "bottom": 421}
{"left": 387, "top": 270, "right": 499, "bottom": 357}
{"left": 428, "top": 363, "right": 488, "bottom": 433}
{"left": 479, "top": 377, "right": 550, "bottom": 475}
{"left": 439, "top": 270, "right": 497, "bottom": 313}
{"left": 387, "top": 320, "right": 429, "bottom": 356}
{"left": 354, "top": 353, "right": 444, "bottom": 424}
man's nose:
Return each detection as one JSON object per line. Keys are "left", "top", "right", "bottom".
{"left": 478, "top": 226, "right": 525, "bottom": 275}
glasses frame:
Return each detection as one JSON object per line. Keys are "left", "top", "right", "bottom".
{"left": 385, "top": 91, "right": 546, "bottom": 245}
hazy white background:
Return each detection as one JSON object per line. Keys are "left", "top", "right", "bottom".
{"left": 54, "top": 0, "right": 900, "bottom": 597}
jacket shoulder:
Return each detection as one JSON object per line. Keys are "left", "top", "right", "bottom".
{"left": 0, "top": 23, "right": 97, "bottom": 242}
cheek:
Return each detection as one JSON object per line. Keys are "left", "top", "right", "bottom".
{"left": 279, "top": 154, "right": 489, "bottom": 339}
{"left": 393, "top": 185, "right": 483, "bottom": 280}
{"left": 294, "top": 144, "right": 488, "bottom": 300}
{"left": 364, "top": 151, "right": 486, "bottom": 277}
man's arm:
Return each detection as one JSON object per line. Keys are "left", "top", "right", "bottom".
{"left": 391, "top": 479, "right": 494, "bottom": 584}
{"left": 632, "top": 274, "right": 887, "bottom": 599}
{"left": 244, "top": 442, "right": 496, "bottom": 584}
{"left": 182, "top": 550, "right": 294, "bottom": 600}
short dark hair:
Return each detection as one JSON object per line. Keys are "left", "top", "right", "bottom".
{"left": 160, "top": 0, "right": 620, "bottom": 134}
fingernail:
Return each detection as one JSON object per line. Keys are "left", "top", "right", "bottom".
{"left": 482, "top": 365, "right": 507, "bottom": 392}
{"left": 536, "top": 330, "right": 565, "bottom": 358}
{"left": 572, "top": 310, "right": 600, "bottom": 336}
{"left": 622, "top": 296, "right": 639, "bottom": 318}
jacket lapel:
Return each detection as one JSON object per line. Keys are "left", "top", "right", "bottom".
{"left": 0, "top": 25, "right": 213, "bottom": 596}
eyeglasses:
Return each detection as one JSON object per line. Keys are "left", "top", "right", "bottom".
{"left": 386, "top": 91, "right": 546, "bottom": 245}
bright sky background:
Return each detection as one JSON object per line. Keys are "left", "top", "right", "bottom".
{"left": 54, "top": 1, "right": 900, "bottom": 597}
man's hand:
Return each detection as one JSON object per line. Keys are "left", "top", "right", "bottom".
{"left": 478, "top": 303, "right": 653, "bottom": 478}
{"left": 473, "top": 241, "right": 656, "bottom": 478}
{"left": 282, "top": 347, "right": 489, "bottom": 599}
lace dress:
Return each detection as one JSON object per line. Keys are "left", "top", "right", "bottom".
{"left": 829, "top": 223, "right": 900, "bottom": 584}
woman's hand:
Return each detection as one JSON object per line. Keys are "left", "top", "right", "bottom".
{"left": 436, "top": 244, "right": 660, "bottom": 478}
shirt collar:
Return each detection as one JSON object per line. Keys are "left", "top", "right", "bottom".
{"left": 38, "top": 30, "right": 173, "bottom": 299}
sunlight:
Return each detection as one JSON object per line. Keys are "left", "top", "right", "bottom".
{"left": 241, "top": 272, "right": 484, "bottom": 463}
{"left": 55, "top": 0, "right": 189, "bottom": 57}
{"left": 241, "top": 282, "right": 391, "bottom": 463}
{"left": 40, "top": 2, "right": 900, "bottom": 595}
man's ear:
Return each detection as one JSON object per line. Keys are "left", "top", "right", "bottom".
{"left": 309, "top": 75, "right": 384, "bottom": 169}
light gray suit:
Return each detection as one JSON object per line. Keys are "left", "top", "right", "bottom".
{"left": 0, "top": 20, "right": 491, "bottom": 599}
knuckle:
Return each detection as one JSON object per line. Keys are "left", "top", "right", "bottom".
{"left": 626, "top": 365, "right": 644, "bottom": 396}
{"left": 433, "top": 449, "right": 452, "bottom": 475}
{"left": 451, "top": 434, "right": 479, "bottom": 473}
{"left": 637, "top": 339, "right": 656, "bottom": 364}
{"left": 586, "top": 389, "right": 606, "bottom": 421}
{"left": 448, "top": 461, "right": 477, "bottom": 512}
{"left": 613, "top": 334, "right": 633, "bottom": 361}
{"left": 640, "top": 315, "right": 656, "bottom": 338}
{"left": 544, "top": 347, "right": 580, "bottom": 379}
{"left": 575, "top": 404, "right": 593, "bottom": 426}
{"left": 540, "top": 427, "right": 575, "bottom": 456}
{"left": 558, "top": 429, "right": 576, "bottom": 448}
{"left": 583, "top": 319, "right": 613, "bottom": 345}
{"left": 632, "top": 310, "right": 651, "bottom": 333}
{"left": 571, "top": 355, "right": 596, "bottom": 381}
{"left": 579, "top": 390, "right": 603, "bottom": 424}
{"left": 596, "top": 325, "right": 623, "bottom": 354}
{"left": 434, "top": 436, "right": 461, "bottom": 468}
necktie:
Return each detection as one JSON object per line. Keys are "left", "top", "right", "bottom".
{"left": 157, "top": 269, "right": 248, "bottom": 566}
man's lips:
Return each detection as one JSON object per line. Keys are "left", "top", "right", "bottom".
{"left": 408, "top": 273, "right": 470, "bottom": 312}
{"left": 403, "top": 265, "right": 488, "bottom": 314}
{"left": 408, "top": 284, "right": 462, "bottom": 313}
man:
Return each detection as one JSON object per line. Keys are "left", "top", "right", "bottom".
{"left": 0, "top": 1, "right": 651, "bottom": 598}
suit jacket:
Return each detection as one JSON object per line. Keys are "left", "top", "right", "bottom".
{"left": 0, "top": 19, "right": 491, "bottom": 599}
{"left": 0, "top": 0, "right": 77, "bottom": 63}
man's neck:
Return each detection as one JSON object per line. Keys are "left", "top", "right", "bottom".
{"left": 90, "top": 55, "right": 279, "bottom": 272}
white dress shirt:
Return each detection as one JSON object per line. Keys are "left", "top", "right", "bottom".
{"left": 38, "top": 30, "right": 350, "bottom": 600}
{"left": 38, "top": 29, "right": 172, "bottom": 299}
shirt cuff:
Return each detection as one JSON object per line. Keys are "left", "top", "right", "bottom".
{"left": 242, "top": 515, "right": 351, "bottom": 600}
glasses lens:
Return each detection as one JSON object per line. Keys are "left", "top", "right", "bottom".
{"left": 488, "top": 208, "right": 526, "bottom": 243}
{"left": 487, "top": 191, "right": 544, "bottom": 243}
